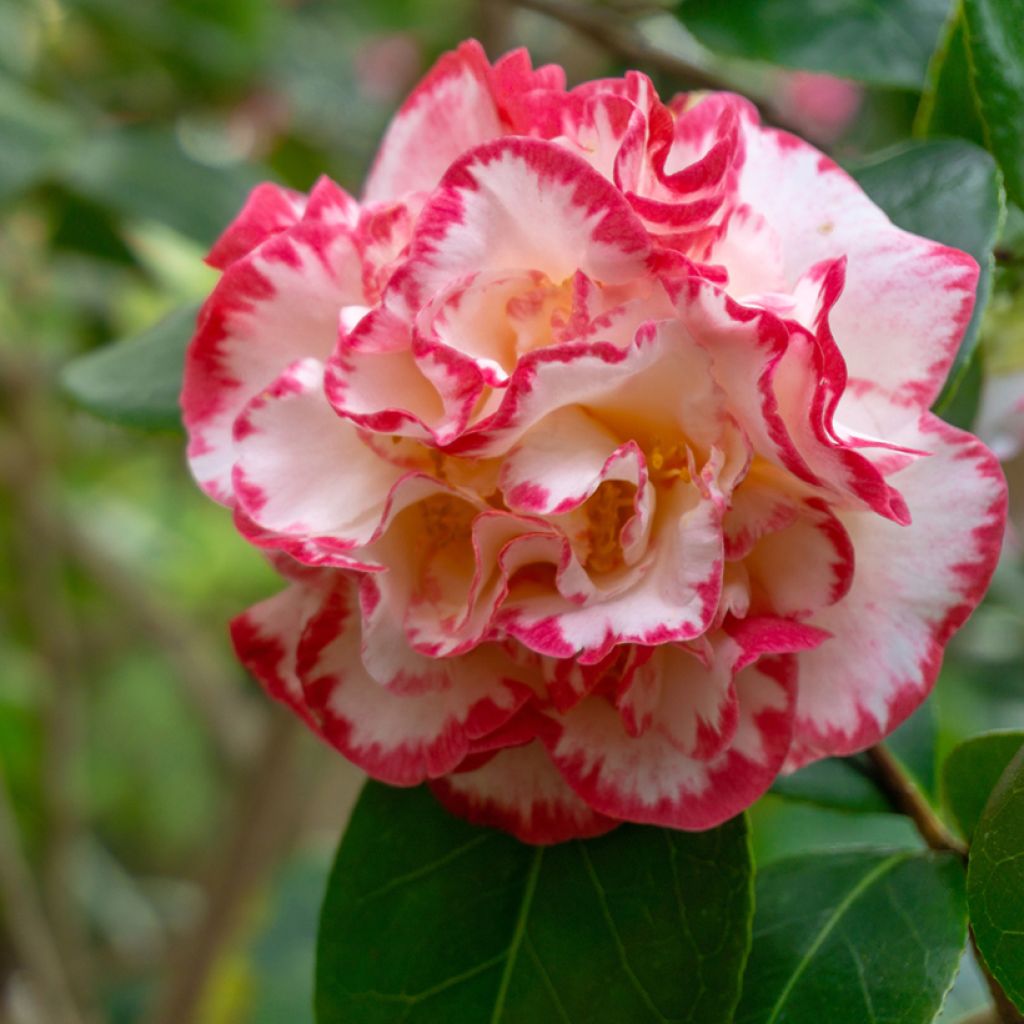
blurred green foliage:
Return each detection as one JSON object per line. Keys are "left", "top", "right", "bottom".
{"left": 3, "top": 0, "right": 1024, "bottom": 1022}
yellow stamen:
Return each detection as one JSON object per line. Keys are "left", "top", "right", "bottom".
{"left": 647, "top": 439, "right": 691, "bottom": 487}
{"left": 583, "top": 480, "right": 636, "bottom": 574}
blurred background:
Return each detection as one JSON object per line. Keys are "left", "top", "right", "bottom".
{"left": 1, "top": 0, "right": 1022, "bottom": 1021}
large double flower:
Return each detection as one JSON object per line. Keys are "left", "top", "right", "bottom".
{"left": 183, "top": 41, "right": 1006, "bottom": 842}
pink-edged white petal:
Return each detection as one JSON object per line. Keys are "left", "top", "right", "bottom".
{"left": 230, "top": 581, "right": 325, "bottom": 731}
{"left": 325, "top": 306, "right": 452, "bottom": 440}
{"left": 363, "top": 40, "right": 504, "bottom": 203}
{"left": 431, "top": 741, "right": 618, "bottom": 844}
{"left": 788, "top": 414, "right": 1006, "bottom": 766}
{"left": 231, "top": 358, "right": 403, "bottom": 546}
{"left": 297, "top": 576, "right": 535, "bottom": 785}
{"left": 544, "top": 654, "right": 797, "bottom": 830}
{"left": 302, "top": 176, "right": 361, "bottom": 228}
{"left": 771, "top": 313, "right": 911, "bottom": 524}
{"left": 391, "top": 136, "right": 652, "bottom": 319}
{"left": 456, "top": 314, "right": 715, "bottom": 459}
{"left": 615, "top": 641, "right": 739, "bottom": 758}
{"left": 738, "top": 115, "right": 979, "bottom": 412}
{"left": 500, "top": 406, "right": 622, "bottom": 513}
{"left": 745, "top": 497, "right": 854, "bottom": 617}
{"left": 707, "top": 203, "right": 786, "bottom": 298}
{"left": 722, "top": 466, "right": 801, "bottom": 560}
{"left": 503, "top": 482, "right": 722, "bottom": 663}
{"left": 183, "top": 220, "right": 365, "bottom": 503}
{"left": 206, "top": 182, "right": 307, "bottom": 271}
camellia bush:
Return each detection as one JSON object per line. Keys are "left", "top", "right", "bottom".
{"left": 50, "top": 1, "right": 1024, "bottom": 1022}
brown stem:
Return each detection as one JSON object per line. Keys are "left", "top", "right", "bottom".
{"left": 144, "top": 713, "right": 307, "bottom": 1024}
{"left": 865, "top": 744, "right": 968, "bottom": 859}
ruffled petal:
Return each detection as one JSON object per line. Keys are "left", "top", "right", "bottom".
{"left": 206, "top": 182, "right": 307, "bottom": 270}
{"left": 503, "top": 483, "right": 722, "bottom": 663}
{"left": 391, "top": 136, "right": 653, "bottom": 320}
{"left": 738, "top": 115, "right": 979, "bottom": 413}
{"left": 231, "top": 358, "right": 402, "bottom": 547}
{"left": 296, "top": 576, "right": 535, "bottom": 785}
{"left": 183, "top": 220, "right": 365, "bottom": 502}
{"left": 789, "top": 414, "right": 1006, "bottom": 766}
{"left": 363, "top": 40, "right": 504, "bottom": 203}
{"left": 230, "top": 582, "right": 324, "bottom": 731}
{"left": 544, "top": 654, "right": 797, "bottom": 830}
{"left": 431, "top": 741, "right": 618, "bottom": 844}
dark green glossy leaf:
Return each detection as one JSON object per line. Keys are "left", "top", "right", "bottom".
{"left": 770, "top": 756, "right": 890, "bottom": 813}
{"left": 967, "top": 746, "right": 1024, "bottom": 1012}
{"left": 963, "top": 0, "right": 1024, "bottom": 207}
{"left": 736, "top": 849, "right": 968, "bottom": 1024}
{"left": 61, "top": 304, "right": 199, "bottom": 431}
{"left": 316, "top": 782, "right": 753, "bottom": 1024}
{"left": 59, "top": 127, "right": 266, "bottom": 245}
{"left": 0, "top": 75, "right": 78, "bottom": 202}
{"left": 675, "top": 0, "right": 949, "bottom": 89}
{"left": 749, "top": 796, "right": 921, "bottom": 868}
{"left": 915, "top": 7, "right": 987, "bottom": 145}
{"left": 943, "top": 731, "right": 1024, "bottom": 841}
{"left": 851, "top": 140, "right": 1004, "bottom": 409}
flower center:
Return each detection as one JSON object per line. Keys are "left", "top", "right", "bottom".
{"left": 419, "top": 493, "right": 476, "bottom": 551}
{"left": 582, "top": 480, "right": 636, "bottom": 574}
{"left": 507, "top": 276, "right": 575, "bottom": 356}
{"left": 648, "top": 438, "right": 693, "bottom": 488}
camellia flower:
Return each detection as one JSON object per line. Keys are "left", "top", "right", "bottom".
{"left": 182, "top": 41, "right": 1006, "bottom": 842}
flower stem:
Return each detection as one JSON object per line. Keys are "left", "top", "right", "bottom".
{"left": 865, "top": 744, "right": 967, "bottom": 858}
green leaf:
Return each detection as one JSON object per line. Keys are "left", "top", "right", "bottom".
{"left": 915, "top": 6, "right": 987, "bottom": 145}
{"left": 943, "top": 731, "right": 1024, "bottom": 841}
{"left": 749, "top": 795, "right": 922, "bottom": 868}
{"left": 674, "top": 0, "right": 949, "bottom": 89}
{"left": 963, "top": 0, "right": 1024, "bottom": 207}
{"left": 61, "top": 304, "right": 199, "bottom": 431}
{"left": 770, "top": 756, "right": 891, "bottom": 813}
{"left": 59, "top": 126, "right": 267, "bottom": 245}
{"left": 316, "top": 782, "right": 753, "bottom": 1024}
{"left": 967, "top": 746, "right": 1024, "bottom": 1012}
{"left": 0, "top": 75, "right": 79, "bottom": 203}
{"left": 736, "top": 849, "right": 968, "bottom": 1024}
{"left": 851, "top": 140, "right": 1004, "bottom": 409}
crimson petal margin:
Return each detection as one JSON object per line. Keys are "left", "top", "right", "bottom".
{"left": 431, "top": 741, "right": 619, "bottom": 844}
{"left": 183, "top": 219, "right": 365, "bottom": 503}
{"left": 738, "top": 115, "right": 979, "bottom": 413}
{"left": 543, "top": 654, "right": 797, "bottom": 830}
{"left": 788, "top": 414, "right": 1006, "bottom": 767}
